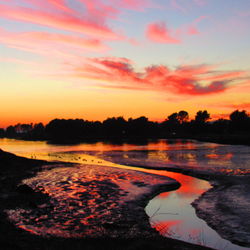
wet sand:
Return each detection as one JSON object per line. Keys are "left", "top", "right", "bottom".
{"left": 0, "top": 149, "right": 211, "bottom": 250}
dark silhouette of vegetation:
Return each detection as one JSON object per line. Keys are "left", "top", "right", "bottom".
{"left": 195, "top": 110, "right": 210, "bottom": 124}
{"left": 0, "top": 128, "right": 4, "bottom": 138}
{"left": 229, "top": 110, "right": 249, "bottom": 132}
{"left": 1, "top": 109, "right": 250, "bottom": 145}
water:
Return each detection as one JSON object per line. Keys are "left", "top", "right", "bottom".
{"left": 0, "top": 138, "right": 250, "bottom": 249}
{"left": 1, "top": 138, "right": 250, "bottom": 175}
{"left": 145, "top": 171, "right": 249, "bottom": 250}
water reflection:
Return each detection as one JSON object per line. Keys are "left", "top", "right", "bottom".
{"left": 145, "top": 171, "right": 249, "bottom": 250}
{"left": 0, "top": 138, "right": 213, "bottom": 153}
{"left": 1, "top": 138, "right": 250, "bottom": 175}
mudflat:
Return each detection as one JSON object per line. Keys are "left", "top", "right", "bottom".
{"left": 0, "top": 149, "right": 212, "bottom": 250}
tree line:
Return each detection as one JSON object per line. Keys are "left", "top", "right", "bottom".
{"left": 0, "top": 110, "right": 249, "bottom": 144}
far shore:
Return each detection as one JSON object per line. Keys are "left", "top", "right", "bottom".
{"left": 1, "top": 132, "right": 250, "bottom": 146}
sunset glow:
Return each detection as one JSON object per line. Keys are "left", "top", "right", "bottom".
{"left": 1, "top": 0, "right": 250, "bottom": 127}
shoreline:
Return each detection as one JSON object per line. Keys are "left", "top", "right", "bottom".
{"left": 0, "top": 149, "right": 212, "bottom": 250}
{"left": 1, "top": 134, "right": 250, "bottom": 147}
{"left": 192, "top": 179, "right": 250, "bottom": 248}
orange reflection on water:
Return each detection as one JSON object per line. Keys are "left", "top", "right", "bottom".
{"left": 206, "top": 153, "right": 233, "bottom": 160}
{"left": 153, "top": 220, "right": 181, "bottom": 234}
{"left": 0, "top": 138, "right": 210, "bottom": 154}
{"left": 139, "top": 169, "right": 210, "bottom": 197}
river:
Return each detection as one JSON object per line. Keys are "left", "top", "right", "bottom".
{"left": 0, "top": 138, "right": 249, "bottom": 249}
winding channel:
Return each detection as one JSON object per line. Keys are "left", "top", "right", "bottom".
{"left": 144, "top": 170, "right": 249, "bottom": 250}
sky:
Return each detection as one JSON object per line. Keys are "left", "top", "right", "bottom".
{"left": 0, "top": 0, "right": 250, "bottom": 127}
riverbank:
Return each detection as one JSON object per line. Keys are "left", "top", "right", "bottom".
{"left": 0, "top": 149, "right": 212, "bottom": 250}
{"left": 2, "top": 132, "right": 250, "bottom": 147}
{"left": 182, "top": 134, "right": 250, "bottom": 146}
{"left": 192, "top": 177, "right": 250, "bottom": 248}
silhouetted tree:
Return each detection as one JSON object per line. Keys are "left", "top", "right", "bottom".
{"left": 178, "top": 111, "right": 189, "bottom": 124}
{"left": 211, "top": 119, "right": 230, "bottom": 134}
{"left": 103, "top": 117, "right": 127, "bottom": 137}
{"left": 128, "top": 116, "right": 149, "bottom": 137}
{"left": 230, "top": 110, "right": 249, "bottom": 123}
{"left": 0, "top": 128, "right": 4, "bottom": 137}
{"left": 14, "top": 123, "right": 33, "bottom": 134}
{"left": 6, "top": 126, "right": 16, "bottom": 138}
{"left": 195, "top": 110, "right": 210, "bottom": 123}
{"left": 168, "top": 113, "right": 178, "bottom": 124}
{"left": 45, "top": 119, "right": 86, "bottom": 142}
{"left": 229, "top": 110, "right": 250, "bottom": 132}
{"left": 4, "top": 109, "right": 250, "bottom": 144}
{"left": 31, "top": 123, "right": 45, "bottom": 139}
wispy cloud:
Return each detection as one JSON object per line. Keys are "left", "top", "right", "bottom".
{"left": 70, "top": 57, "right": 248, "bottom": 96}
{"left": 146, "top": 22, "right": 180, "bottom": 44}
{"left": 0, "top": 3, "right": 122, "bottom": 40}
{"left": 0, "top": 28, "right": 109, "bottom": 55}
{"left": 146, "top": 17, "right": 206, "bottom": 44}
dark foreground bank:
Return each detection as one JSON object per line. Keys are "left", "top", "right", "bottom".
{"left": 0, "top": 149, "right": 213, "bottom": 250}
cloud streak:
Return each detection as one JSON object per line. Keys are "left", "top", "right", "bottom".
{"left": 0, "top": 0, "right": 154, "bottom": 42}
{"left": 71, "top": 57, "right": 247, "bottom": 96}
{"left": 0, "top": 28, "right": 109, "bottom": 54}
{"left": 0, "top": 3, "right": 122, "bottom": 40}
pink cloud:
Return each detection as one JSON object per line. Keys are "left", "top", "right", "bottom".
{"left": 146, "top": 16, "right": 207, "bottom": 44}
{"left": 71, "top": 57, "right": 248, "bottom": 96}
{"left": 76, "top": 0, "right": 154, "bottom": 24}
{"left": 0, "top": 3, "right": 122, "bottom": 40}
{"left": 76, "top": 0, "right": 119, "bottom": 23}
{"left": 146, "top": 22, "right": 180, "bottom": 44}
{"left": 0, "top": 28, "right": 109, "bottom": 56}
{"left": 117, "top": 0, "right": 154, "bottom": 11}
{"left": 0, "top": 56, "right": 37, "bottom": 66}
{"left": 47, "top": 0, "right": 74, "bottom": 13}
{"left": 177, "top": 16, "right": 207, "bottom": 37}
{"left": 187, "top": 26, "right": 199, "bottom": 35}
{"left": 185, "top": 16, "right": 206, "bottom": 35}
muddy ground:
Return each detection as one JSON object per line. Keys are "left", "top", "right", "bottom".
{"left": 192, "top": 177, "right": 250, "bottom": 248}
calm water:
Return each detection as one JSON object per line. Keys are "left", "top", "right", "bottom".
{"left": 0, "top": 138, "right": 250, "bottom": 249}
{"left": 1, "top": 138, "right": 249, "bottom": 175}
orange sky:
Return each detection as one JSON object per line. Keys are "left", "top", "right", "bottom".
{"left": 0, "top": 0, "right": 250, "bottom": 127}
